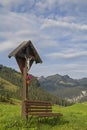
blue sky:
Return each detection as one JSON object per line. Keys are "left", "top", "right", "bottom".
{"left": 0, "top": 0, "right": 87, "bottom": 79}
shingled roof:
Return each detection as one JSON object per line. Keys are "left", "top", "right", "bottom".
{"left": 8, "top": 40, "right": 42, "bottom": 64}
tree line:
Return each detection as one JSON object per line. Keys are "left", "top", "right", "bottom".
{"left": 0, "top": 64, "right": 73, "bottom": 106}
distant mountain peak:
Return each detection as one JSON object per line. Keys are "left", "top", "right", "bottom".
{"left": 39, "top": 73, "right": 87, "bottom": 103}
{"left": 63, "top": 75, "right": 70, "bottom": 78}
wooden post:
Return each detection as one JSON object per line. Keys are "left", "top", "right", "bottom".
{"left": 8, "top": 41, "right": 42, "bottom": 120}
{"left": 22, "top": 65, "right": 28, "bottom": 119}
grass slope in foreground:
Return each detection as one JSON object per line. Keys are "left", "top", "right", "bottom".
{"left": 0, "top": 102, "right": 87, "bottom": 130}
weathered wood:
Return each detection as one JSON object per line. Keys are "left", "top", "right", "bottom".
{"left": 26, "top": 102, "right": 51, "bottom": 106}
{"left": 26, "top": 106, "right": 52, "bottom": 109}
{"left": 22, "top": 67, "right": 28, "bottom": 119}
{"left": 28, "top": 113, "right": 63, "bottom": 117}
{"left": 28, "top": 110, "right": 52, "bottom": 113}
{"left": 8, "top": 41, "right": 42, "bottom": 70}
{"left": 25, "top": 100, "right": 63, "bottom": 118}
{"left": 8, "top": 40, "right": 43, "bottom": 120}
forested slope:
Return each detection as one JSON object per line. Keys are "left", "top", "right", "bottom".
{"left": 0, "top": 65, "right": 68, "bottom": 105}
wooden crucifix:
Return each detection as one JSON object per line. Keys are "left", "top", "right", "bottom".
{"left": 8, "top": 40, "right": 42, "bottom": 119}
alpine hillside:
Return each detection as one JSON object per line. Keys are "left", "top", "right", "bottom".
{"left": 0, "top": 64, "right": 67, "bottom": 105}
{"left": 39, "top": 74, "right": 87, "bottom": 103}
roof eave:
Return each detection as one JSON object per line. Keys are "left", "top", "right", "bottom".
{"left": 8, "top": 40, "right": 43, "bottom": 64}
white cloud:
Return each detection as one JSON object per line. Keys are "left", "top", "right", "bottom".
{"left": 0, "top": 0, "right": 87, "bottom": 79}
{"left": 0, "top": 12, "right": 41, "bottom": 50}
{"left": 46, "top": 50, "right": 87, "bottom": 59}
{"left": 30, "top": 63, "right": 87, "bottom": 79}
{"left": 0, "top": 41, "right": 16, "bottom": 52}
{"left": 0, "top": 10, "right": 61, "bottom": 52}
{"left": 1, "top": 0, "right": 87, "bottom": 18}
{"left": 0, "top": 0, "right": 35, "bottom": 9}
{"left": 41, "top": 19, "right": 87, "bottom": 31}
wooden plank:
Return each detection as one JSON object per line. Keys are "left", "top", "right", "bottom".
{"left": 28, "top": 109, "right": 52, "bottom": 113}
{"left": 24, "top": 100, "right": 63, "bottom": 118}
{"left": 25, "top": 102, "right": 51, "bottom": 106}
{"left": 29, "top": 113, "right": 63, "bottom": 117}
{"left": 26, "top": 104, "right": 51, "bottom": 107}
{"left": 26, "top": 100, "right": 51, "bottom": 104}
{"left": 26, "top": 106, "right": 52, "bottom": 109}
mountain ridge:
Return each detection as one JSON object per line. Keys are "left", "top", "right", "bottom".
{"left": 0, "top": 64, "right": 67, "bottom": 105}
{"left": 1, "top": 64, "right": 87, "bottom": 103}
{"left": 39, "top": 74, "right": 87, "bottom": 103}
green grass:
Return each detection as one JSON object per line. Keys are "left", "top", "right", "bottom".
{"left": 53, "top": 103, "right": 87, "bottom": 130}
{"left": 0, "top": 102, "right": 87, "bottom": 130}
{"left": 0, "top": 77, "right": 18, "bottom": 92}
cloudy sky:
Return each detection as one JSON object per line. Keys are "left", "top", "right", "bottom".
{"left": 0, "top": 0, "right": 87, "bottom": 79}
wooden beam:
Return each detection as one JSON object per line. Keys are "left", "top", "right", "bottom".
{"left": 22, "top": 65, "right": 28, "bottom": 119}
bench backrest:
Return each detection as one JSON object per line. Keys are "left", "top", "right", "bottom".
{"left": 25, "top": 100, "right": 52, "bottom": 115}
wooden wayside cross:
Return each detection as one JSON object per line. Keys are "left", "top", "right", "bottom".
{"left": 8, "top": 40, "right": 42, "bottom": 119}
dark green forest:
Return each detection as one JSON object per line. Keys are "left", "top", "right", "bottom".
{"left": 0, "top": 64, "right": 70, "bottom": 106}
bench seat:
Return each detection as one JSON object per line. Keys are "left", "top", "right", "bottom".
{"left": 24, "top": 100, "right": 63, "bottom": 118}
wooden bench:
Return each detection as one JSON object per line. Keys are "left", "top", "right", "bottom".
{"left": 24, "top": 100, "right": 63, "bottom": 118}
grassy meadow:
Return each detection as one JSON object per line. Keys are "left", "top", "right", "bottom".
{"left": 0, "top": 77, "right": 18, "bottom": 92}
{"left": 0, "top": 102, "right": 87, "bottom": 130}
